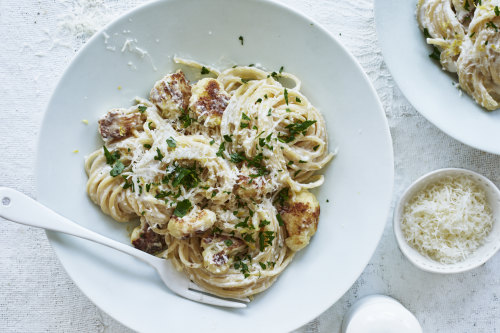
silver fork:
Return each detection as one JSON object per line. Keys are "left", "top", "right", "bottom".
{"left": 0, "top": 187, "right": 249, "bottom": 308}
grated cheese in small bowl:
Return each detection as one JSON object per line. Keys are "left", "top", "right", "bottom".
{"left": 394, "top": 168, "right": 500, "bottom": 274}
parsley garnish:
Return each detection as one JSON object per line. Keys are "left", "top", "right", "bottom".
{"left": 154, "top": 148, "right": 164, "bottom": 161}
{"left": 267, "top": 108, "right": 272, "bottom": 116}
{"left": 172, "top": 166, "right": 200, "bottom": 189}
{"left": 470, "top": 31, "right": 476, "bottom": 38}
{"left": 138, "top": 105, "right": 147, "bottom": 113}
{"left": 240, "top": 122, "right": 249, "bottom": 129}
{"left": 238, "top": 35, "right": 244, "bottom": 45}
{"left": 241, "top": 78, "right": 249, "bottom": 84}
{"left": 110, "top": 160, "right": 124, "bottom": 177}
{"left": 487, "top": 21, "right": 499, "bottom": 32}
{"left": 223, "top": 134, "right": 233, "bottom": 142}
{"left": 313, "top": 145, "right": 320, "bottom": 151}
{"left": 255, "top": 98, "right": 262, "bottom": 103}
{"left": 259, "top": 231, "right": 275, "bottom": 251}
{"left": 276, "top": 213, "right": 284, "bottom": 226}
{"left": 174, "top": 199, "right": 192, "bottom": 217}
{"left": 284, "top": 88, "right": 289, "bottom": 105}
{"left": 179, "top": 108, "right": 194, "bottom": 128}
{"left": 216, "top": 142, "right": 226, "bottom": 158}
{"left": 423, "top": 28, "right": 431, "bottom": 39}
{"left": 496, "top": 6, "right": 500, "bottom": 16}
{"left": 201, "top": 66, "right": 210, "bottom": 74}
{"left": 279, "top": 66, "right": 284, "bottom": 73}
{"left": 209, "top": 139, "right": 215, "bottom": 145}
{"left": 103, "top": 146, "right": 120, "bottom": 165}
{"left": 148, "top": 122, "right": 154, "bottom": 130}
{"left": 166, "top": 137, "right": 176, "bottom": 148}
{"left": 429, "top": 46, "right": 441, "bottom": 61}
{"left": 259, "top": 262, "right": 266, "bottom": 269}
{"left": 242, "top": 112, "right": 251, "bottom": 121}
{"left": 259, "top": 220, "right": 270, "bottom": 228}
{"left": 230, "top": 152, "right": 246, "bottom": 163}
{"left": 143, "top": 144, "right": 151, "bottom": 149}
{"left": 295, "top": 97, "right": 301, "bottom": 103}
{"left": 224, "top": 239, "right": 233, "bottom": 246}
{"left": 464, "top": 0, "right": 470, "bottom": 11}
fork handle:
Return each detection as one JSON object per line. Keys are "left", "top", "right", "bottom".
{"left": 0, "top": 187, "right": 161, "bottom": 266}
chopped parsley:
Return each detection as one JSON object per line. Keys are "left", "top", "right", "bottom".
{"left": 429, "top": 46, "right": 441, "bottom": 61}
{"left": 276, "top": 213, "right": 284, "bottom": 226}
{"left": 174, "top": 199, "right": 192, "bottom": 218}
{"left": 166, "top": 137, "right": 176, "bottom": 148}
{"left": 201, "top": 66, "right": 210, "bottom": 74}
{"left": 138, "top": 105, "right": 147, "bottom": 113}
{"left": 224, "top": 239, "right": 233, "bottom": 246}
{"left": 284, "top": 88, "right": 289, "bottom": 105}
{"left": 496, "top": 6, "right": 500, "bottom": 16}
{"left": 295, "top": 97, "right": 301, "bottom": 103}
{"left": 259, "top": 220, "right": 270, "bottom": 228}
{"left": 171, "top": 166, "right": 200, "bottom": 189}
{"left": 103, "top": 146, "right": 120, "bottom": 165}
{"left": 240, "top": 122, "right": 249, "bottom": 129}
{"left": 487, "top": 21, "right": 499, "bottom": 32}
{"left": 234, "top": 258, "right": 249, "bottom": 278}
{"left": 464, "top": 0, "right": 470, "bottom": 11}
{"left": 259, "top": 262, "right": 266, "bottom": 269}
{"left": 238, "top": 35, "right": 244, "bottom": 45}
{"left": 223, "top": 134, "right": 233, "bottom": 142}
{"left": 313, "top": 145, "right": 320, "bottom": 151}
{"left": 255, "top": 98, "right": 262, "bottom": 103}
{"left": 267, "top": 108, "right": 272, "bottom": 116}
{"left": 209, "top": 139, "right": 215, "bottom": 145}
{"left": 148, "top": 122, "right": 154, "bottom": 130}
{"left": 143, "top": 143, "right": 152, "bottom": 149}
{"left": 423, "top": 28, "right": 431, "bottom": 39}
{"left": 259, "top": 231, "right": 275, "bottom": 251}
{"left": 216, "top": 141, "right": 226, "bottom": 158}
{"left": 154, "top": 148, "right": 164, "bottom": 161}
{"left": 230, "top": 152, "right": 246, "bottom": 163}
{"left": 279, "top": 66, "right": 284, "bottom": 73}
{"left": 470, "top": 31, "right": 476, "bottom": 38}
{"left": 241, "top": 78, "right": 249, "bottom": 84}
{"left": 110, "top": 160, "right": 124, "bottom": 177}
{"left": 179, "top": 108, "right": 195, "bottom": 128}
{"left": 241, "top": 112, "right": 251, "bottom": 121}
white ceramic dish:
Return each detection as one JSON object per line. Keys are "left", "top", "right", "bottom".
{"left": 341, "top": 295, "right": 422, "bottom": 333}
{"left": 35, "top": 0, "right": 394, "bottom": 332}
{"left": 374, "top": 0, "right": 500, "bottom": 155}
{"left": 394, "top": 168, "right": 500, "bottom": 274}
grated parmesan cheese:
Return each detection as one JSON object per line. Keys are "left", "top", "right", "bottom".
{"left": 401, "top": 175, "right": 493, "bottom": 264}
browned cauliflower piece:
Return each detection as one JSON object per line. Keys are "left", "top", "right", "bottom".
{"left": 167, "top": 208, "right": 216, "bottom": 239}
{"left": 201, "top": 235, "right": 246, "bottom": 274}
{"left": 150, "top": 70, "right": 191, "bottom": 118}
{"left": 189, "top": 78, "right": 230, "bottom": 127}
{"left": 279, "top": 190, "right": 320, "bottom": 251}
{"left": 130, "top": 218, "right": 166, "bottom": 254}
{"left": 98, "top": 109, "right": 143, "bottom": 142}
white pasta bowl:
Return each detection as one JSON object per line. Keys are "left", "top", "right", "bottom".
{"left": 394, "top": 168, "right": 500, "bottom": 274}
{"left": 35, "top": 0, "right": 394, "bottom": 332}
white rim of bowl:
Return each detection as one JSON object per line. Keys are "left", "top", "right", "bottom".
{"left": 393, "top": 168, "right": 500, "bottom": 274}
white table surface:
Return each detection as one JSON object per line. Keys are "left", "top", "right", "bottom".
{"left": 1, "top": 0, "right": 500, "bottom": 332}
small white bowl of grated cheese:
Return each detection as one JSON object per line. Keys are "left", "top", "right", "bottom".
{"left": 394, "top": 168, "right": 500, "bottom": 274}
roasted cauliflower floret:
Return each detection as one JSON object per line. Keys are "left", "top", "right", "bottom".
{"left": 150, "top": 70, "right": 191, "bottom": 118}
{"left": 98, "top": 109, "right": 143, "bottom": 142}
{"left": 167, "top": 208, "right": 216, "bottom": 239}
{"left": 201, "top": 235, "right": 246, "bottom": 274}
{"left": 189, "top": 78, "right": 230, "bottom": 127}
{"left": 279, "top": 190, "right": 320, "bottom": 251}
{"left": 130, "top": 218, "right": 166, "bottom": 254}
